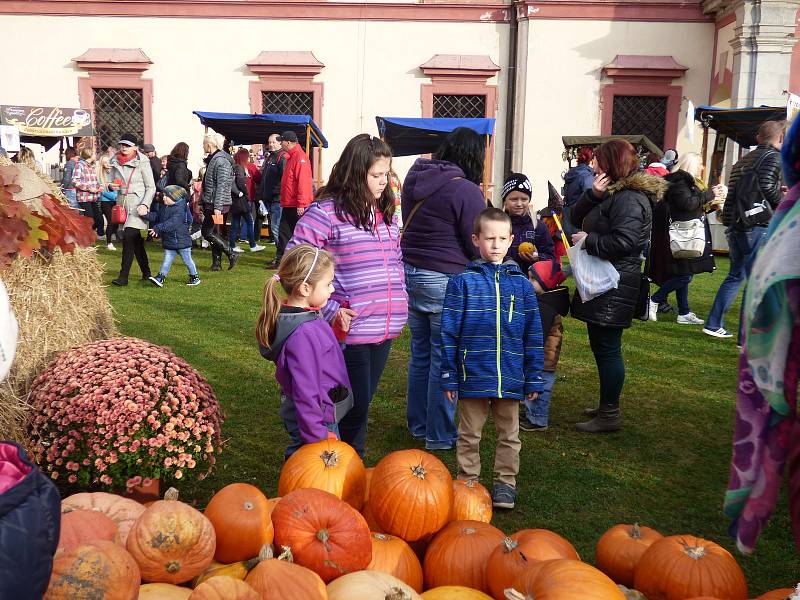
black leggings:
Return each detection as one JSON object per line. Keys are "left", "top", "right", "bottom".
{"left": 78, "top": 201, "right": 104, "bottom": 234}
{"left": 119, "top": 227, "right": 150, "bottom": 280}
{"left": 99, "top": 202, "right": 118, "bottom": 244}
{"left": 586, "top": 323, "right": 625, "bottom": 407}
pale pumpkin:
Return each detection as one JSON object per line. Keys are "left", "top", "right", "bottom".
{"left": 58, "top": 508, "right": 119, "bottom": 553}
{"left": 244, "top": 546, "right": 328, "bottom": 599}
{"left": 278, "top": 439, "right": 366, "bottom": 510}
{"left": 367, "top": 532, "right": 424, "bottom": 592}
{"left": 507, "top": 559, "right": 625, "bottom": 600}
{"left": 595, "top": 524, "right": 663, "bottom": 587}
{"left": 755, "top": 590, "right": 797, "bottom": 600}
{"left": 138, "top": 583, "right": 193, "bottom": 599}
{"left": 188, "top": 575, "right": 260, "bottom": 600}
{"left": 423, "top": 586, "right": 494, "bottom": 599}
{"left": 450, "top": 479, "right": 492, "bottom": 523}
{"left": 327, "top": 569, "right": 423, "bottom": 600}
{"left": 126, "top": 488, "right": 216, "bottom": 584}
{"left": 191, "top": 551, "right": 266, "bottom": 587}
{"left": 46, "top": 540, "right": 140, "bottom": 600}
{"left": 204, "top": 483, "right": 273, "bottom": 563}
{"left": 62, "top": 492, "right": 146, "bottom": 545}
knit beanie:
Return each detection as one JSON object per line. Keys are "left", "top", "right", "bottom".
{"left": 782, "top": 116, "right": 800, "bottom": 188}
{"left": 163, "top": 185, "right": 188, "bottom": 203}
{"left": 501, "top": 173, "right": 532, "bottom": 202}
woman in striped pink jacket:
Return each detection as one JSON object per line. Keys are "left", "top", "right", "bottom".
{"left": 287, "top": 134, "right": 407, "bottom": 457}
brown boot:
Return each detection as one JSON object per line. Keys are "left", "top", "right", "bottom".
{"left": 583, "top": 407, "right": 599, "bottom": 418}
{"left": 575, "top": 405, "right": 620, "bottom": 433}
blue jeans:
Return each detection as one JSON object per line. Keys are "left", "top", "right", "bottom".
{"left": 280, "top": 393, "right": 339, "bottom": 460}
{"left": 651, "top": 274, "right": 693, "bottom": 315}
{"left": 63, "top": 188, "right": 78, "bottom": 209}
{"left": 524, "top": 370, "right": 557, "bottom": 426}
{"left": 229, "top": 210, "right": 256, "bottom": 248}
{"left": 404, "top": 264, "right": 457, "bottom": 450}
{"left": 705, "top": 227, "right": 767, "bottom": 331}
{"left": 159, "top": 248, "right": 197, "bottom": 277}
{"left": 269, "top": 203, "right": 282, "bottom": 245}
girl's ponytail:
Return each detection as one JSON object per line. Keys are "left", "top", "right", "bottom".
{"left": 256, "top": 274, "right": 282, "bottom": 348}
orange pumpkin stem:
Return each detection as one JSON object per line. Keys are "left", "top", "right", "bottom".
{"left": 321, "top": 450, "right": 339, "bottom": 468}
{"left": 501, "top": 536, "right": 519, "bottom": 553}
{"left": 629, "top": 523, "right": 641, "bottom": 539}
{"left": 410, "top": 465, "right": 427, "bottom": 479}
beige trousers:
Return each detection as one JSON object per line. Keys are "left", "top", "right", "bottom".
{"left": 456, "top": 398, "right": 520, "bottom": 488}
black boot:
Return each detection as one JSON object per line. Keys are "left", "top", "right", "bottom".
{"left": 228, "top": 251, "right": 240, "bottom": 270}
{"left": 583, "top": 407, "right": 599, "bottom": 418}
{"left": 210, "top": 248, "right": 222, "bottom": 272}
{"left": 576, "top": 405, "right": 621, "bottom": 433}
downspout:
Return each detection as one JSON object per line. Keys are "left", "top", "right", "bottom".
{"left": 502, "top": 1, "right": 519, "bottom": 179}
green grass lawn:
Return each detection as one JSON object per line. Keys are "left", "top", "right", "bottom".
{"left": 96, "top": 240, "right": 798, "bottom": 593}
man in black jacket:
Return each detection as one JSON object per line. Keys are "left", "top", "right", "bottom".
{"left": 703, "top": 120, "right": 785, "bottom": 339}
{"left": 261, "top": 133, "right": 287, "bottom": 267}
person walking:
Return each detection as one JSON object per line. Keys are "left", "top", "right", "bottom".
{"left": 703, "top": 120, "right": 785, "bottom": 339}
{"left": 401, "top": 127, "right": 487, "bottom": 451}
{"left": 96, "top": 154, "right": 119, "bottom": 249}
{"left": 269, "top": 131, "right": 312, "bottom": 269}
{"left": 145, "top": 185, "right": 201, "bottom": 287}
{"left": 570, "top": 139, "right": 664, "bottom": 432}
{"left": 287, "top": 134, "right": 407, "bottom": 458}
{"left": 229, "top": 148, "right": 265, "bottom": 254}
{"left": 61, "top": 147, "right": 79, "bottom": 209}
{"left": 501, "top": 172, "right": 555, "bottom": 272}
{"left": 200, "top": 133, "right": 240, "bottom": 271}
{"left": 72, "top": 148, "right": 104, "bottom": 234}
{"left": 109, "top": 133, "right": 156, "bottom": 286}
{"left": 261, "top": 134, "right": 287, "bottom": 252}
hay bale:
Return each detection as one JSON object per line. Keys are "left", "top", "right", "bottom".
{"left": 0, "top": 247, "right": 116, "bottom": 445}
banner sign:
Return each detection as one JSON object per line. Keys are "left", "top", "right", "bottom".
{"left": 0, "top": 125, "right": 20, "bottom": 152}
{"left": 788, "top": 93, "right": 800, "bottom": 123}
{"left": 0, "top": 105, "right": 94, "bottom": 137}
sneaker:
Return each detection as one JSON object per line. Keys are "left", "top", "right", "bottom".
{"left": 648, "top": 300, "right": 658, "bottom": 322}
{"left": 232, "top": 246, "right": 244, "bottom": 253}
{"left": 190, "top": 230, "right": 202, "bottom": 241}
{"left": 677, "top": 312, "right": 704, "bottom": 325}
{"left": 187, "top": 275, "right": 201, "bottom": 286}
{"left": 492, "top": 483, "right": 516, "bottom": 509}
{"left": 148, "top": 274, "right": 165, "bottom": 288}
{"left": 250, "top": 244, "right": 266, "bottom": 253}
{"left": 106, "top": 243, "right": 116, "bottom": 251}
{"left": 657, "top": 301, "right": 676, "bottom": 314}
{"left": 703, "top": 326, "right": 733, "bottom": 338}
{"left": 201, "top": 239, "right": 210, "bottom": 249}
{"left": 519, "top": 418, "right": 548, "bottom": 432}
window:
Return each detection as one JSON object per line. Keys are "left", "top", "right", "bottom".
{"left": 432, "top": 94, "right": 487, "bottom": 119}
{"left": 261, "top": 91, "right": 314, "bottom": 117}
{"left": 611, "top": 95, "right": 667, "bottom": 151}
{"left": 93, "top": 88, "right": 145, "bottom": 151}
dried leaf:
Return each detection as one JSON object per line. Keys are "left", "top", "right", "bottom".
{"left": 17, "top": 212, "right": 48, "bottom": 257}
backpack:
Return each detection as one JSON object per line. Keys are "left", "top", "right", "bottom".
{"left": 730, "top": 150, "right": 775, "bottom": 229}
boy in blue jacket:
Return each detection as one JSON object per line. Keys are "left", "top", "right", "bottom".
{"left": 441, "top": 207, "right": 544, "bottom": 509}
{"left": 146, "top": 185, "right": 200, "bottom": 287}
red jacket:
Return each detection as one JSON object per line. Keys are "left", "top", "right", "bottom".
{"left": 281, "top": 144, "right": 313, "bottom": 208}
{"left": 245, "top": 162, "right": 261, "bottom": 201}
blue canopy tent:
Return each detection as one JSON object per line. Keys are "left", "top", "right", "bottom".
{"left": 694, "top": 105, "right": 786, "bottom": 149}
{"left": 376, "top": 116, "right": 496, "bottom": 194}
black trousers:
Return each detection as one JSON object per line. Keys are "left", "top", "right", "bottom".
{"left": 586, "top": 323, "right": 625, "bottom": 408}
{"left": 119, "top": 227, "right": 150, "bottom": 280}
{"left": 201, "top": 207, "right": 233, "bottom": 261}
{"left": 276, "top": 206, "right": 301, "bottom": 262}
{"left": 99, "top": 202, "right": 118, "bottom": 244}
{"left": 78, "top": 201, "right": 104, "bottom": 234}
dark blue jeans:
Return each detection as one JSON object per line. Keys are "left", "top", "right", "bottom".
{"left": 587, "top": 323, "right": 624, "bottom": 408}
{"left": 651, "top": 274, "right": 693, "bottom": 315}
{"left": 229, "top": 210, "right": 256, "bottom": 248}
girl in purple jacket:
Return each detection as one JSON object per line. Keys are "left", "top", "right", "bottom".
{"left": 256, "top": 244, "right": 354, "bottom": 459}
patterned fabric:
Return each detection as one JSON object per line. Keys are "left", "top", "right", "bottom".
{"left": 72, "top": 159, "right": 100, "bottom": 203}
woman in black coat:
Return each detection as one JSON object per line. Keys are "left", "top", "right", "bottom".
{"left": 570, "top": 139, "right": 665, "bottom": 433}
{"left": 649, "top": 152, "right": 717, "bottom": 325}
{"left": 166, "top": 142, "right": 193, "bottom": 192}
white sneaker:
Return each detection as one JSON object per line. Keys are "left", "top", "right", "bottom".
{"left": 190, "top": 230, "right": 202, "bottom": 241}
{"left": 232, "top": 246, "right": 244, "bottom": 253}
{"left": 249, "top": 244, "right": 266, "bottom": 253}
{"left": 106, "top": 243, "right": 116, "bottom": 251}
{"left": 703, "top": 326, "right": 733, "bottom": 338}
{"left": 648, "top": 300, "right": 658, "bottom": 322}
{"left": 677, "top": 312, "right": 704, "bottom": 325}
{"left": 201, "top": 239, "right": 209, "bottom": 249}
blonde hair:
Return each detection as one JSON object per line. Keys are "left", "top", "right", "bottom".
{"left": 14, "top": 145, "right": 37, "bottom": 169}
{"left": 672, "top": 152, "right": 703, "bottom": 179}
{"left": 96, "top": 155, "right": 112, "bottom": 187}
{"left": 79, "top": 148, "right": 94, "bottom": 161}
{"left": 203, "top": 132, "right": 225, "bottom": 151}
{"left": 255, "top": 244, "right": 335, "bottom": 349}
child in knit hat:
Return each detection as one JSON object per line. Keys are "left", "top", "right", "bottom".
{"left": 146, "top": 185, "right": 200, "bottom": 287}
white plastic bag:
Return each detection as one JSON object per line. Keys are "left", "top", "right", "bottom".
{"left": 567, "top": 237, "right": 620, "bottom": 302}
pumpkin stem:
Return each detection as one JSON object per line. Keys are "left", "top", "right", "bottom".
{"left": 316, "top": 528, "right": 333, "bottom": 551}
{"left": 504, "top": 589, "right": 530, "bottom": 600}
{"left": 277, "top": 546, "right": 294, "bottom": 563}
{"left": 165, "top": 560, "right": 181, "bottom": 573}
{"left": 384, "top": 588, "right": 410, "bottom": 600}
{"left": 410, "top": 464, "right": 427, "bottom": 480}
{"left": 501, "top": 537, "right": 519, "bottom": 553}
{"left": 164, "top": 487, "right": 180, "bottom": 501}
{"left": 682, "top": 544, "right": 706, "bottom": 560}
{"left": 258, "top": 545, "right": 274, "bottom": 561}
{"left": 629, "top": 523, "right": 641, "bottom": 539}
{"left": 321, "top": 450, "right": 339, "bottom": 468}
{"left": 464, "top": 479, "right": 475, "bottom": 489}
{"left": 463, "top": 527, "right": 476, "bottom": 535}
{"left": 373, "top": 533, "right": 389, "bottom": 541}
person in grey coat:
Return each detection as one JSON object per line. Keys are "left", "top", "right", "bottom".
{"left": 109, "top": 133, "right": 156, "bottom": 286}
{"left": 200, "top": 133, "right": 239, "bottom": 271}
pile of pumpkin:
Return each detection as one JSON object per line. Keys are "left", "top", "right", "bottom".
{"left": 49, "top": 441, "right": 798, "bottom": 600}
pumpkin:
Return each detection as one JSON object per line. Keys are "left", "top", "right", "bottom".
{"left": 244, "top": 546, "right": 328, "bottom": 599}
{"left": 46, "top": 540, "right": 140, "bottom": 600}
{"left": 138, "top": 583, "right": 193, "bottom": 599}
{"left": 451, "top": 479, "right": 492, "bottom": 523}
{"left": 327, "top": 569, "right": 423, "bottom": 600}
{"left": 633, "top": 535, "right": 748, "bottom": 600}
{"left": 368, "top": 532, "right": 424, "bottom": 592}
{"left": 512, "top": 529, "right": 580, "bottom": 561}
{"left": 188, "top": 575, "right": 260, "bottom": 600}
{"left": 204, "top": 483, "right": 273, "bottom": 563}
{"left": 58, "top": 508, "right": 120, "bottom": 553}
{"left": 755, "top": 590, "right": 797, "bottom": 600}
{"left": 369, "top": 449, "right": 453, "bottom": 542}
{"left": 62, "top": 492, "right": 146, "bottom": 545}
{"left": 278, "top": 439, "right": 366, "bottom": 510}
{"left": 272, "top": 487, "right": 372, "bottom": 582}
{"left": 422, "top": 586, "right": 494, "bottom": 599}
{"left": 126, "top": 487, "right": 216, "bottom": 584}
{"left": 507, "top": 559, "right": 625, "bottom": 600}
{"left": 618, "top": 586, "right": 648, "bottom": 600}
{"left": 424, "top": 520, "right": 505, "bottom": 593}
{"left": 191, "top": 548, "right": 267, "bottom": 587}
{"left": 595, "top": 524, "right": 663, "bottom": 587}
{"left": 362, "top": 467, "right": 383, "bottom": 533}
{"left": 267, "top": 496, "right": 281, "bottom": 515}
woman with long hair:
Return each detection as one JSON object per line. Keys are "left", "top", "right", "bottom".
{"left": 400, "top": 127, "right": 487, "bottom": 450}
{"left": 96, "top": 154, "right": 120, "bottom": 249}
{"left": 570, "top": 139, "right": 664, "bottom": 432}
{"left": 166, "top": 142, "right": 192, "bottom": 192}
{"left": 286, "top": 133, "right": 407, "bottom": 457}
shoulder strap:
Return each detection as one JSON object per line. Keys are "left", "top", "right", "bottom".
{"left": 400, "top": 176, "right": 462, "bottom": 238}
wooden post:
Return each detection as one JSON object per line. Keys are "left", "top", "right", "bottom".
{"left": 317, "top": 146, "right": 323, "bottom": 189}
{"left": 701, "top": 126, "right": 709, "bottom": 182}
{"left": 305, "top": 124, "right": 311, "bottom": 158}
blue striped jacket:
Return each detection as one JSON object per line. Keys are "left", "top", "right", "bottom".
{"left": 441, "top": 259, "right": 544, "bottom": 400}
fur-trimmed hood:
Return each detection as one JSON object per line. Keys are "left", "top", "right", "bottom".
{"left": 607, "top": 171, "right": 667, "bottom": 202}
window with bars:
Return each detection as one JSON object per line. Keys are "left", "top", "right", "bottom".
{"left": 261, "top": 91, "right": 314, "bottom": 116}
{"left": 433, "top": 94, "right": 486, "bottom": 119}
{"left": 93, "top": 88, "right": 144, "bottom": 151}
{"left": 611, "top": 95, "right": 667, "bottom": 151}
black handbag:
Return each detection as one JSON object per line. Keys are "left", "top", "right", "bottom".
{"left": 537, "top": 285, "right": 571, "bottom": 334}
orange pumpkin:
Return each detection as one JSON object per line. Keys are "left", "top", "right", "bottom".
{"left": 188, "top": 575, "right": 260, "bottom": 600}
{"left": 327, "top": 569, "right": 423, "bottom": 600}
{"left": 422, "top": 586, "right": 494, "bottom": 599}
{"left": 278, "top": 439, "right": 366, "bottom": 510}
{"left": 266, "top": 496, "right": 281, "bottom": 515}
{"left": 508, "top": 559, "right": 625, "bottom": 600}
{"left": 204, "top": 483, "right": 273, "bottom": 563}
{"left": 370, "top": 449, "right": 453, "bottom": 542}
{"left": 368, "top": 532, "right": 424, "bottom": 592}
{"left": 450, "top": 479, "right": 492, "bottom": 523}
{"left": 138, "top": 583, "right": 193, "bottom": 599}
{"left": 513, "top": 529, "right": 580, "bottom": 561}
{"left": 424, "top": 520, "right": 505, "bottom": 593}
{"left": 755, "top": 590, "right": 797, "bottom": 600}
{"left": 362, "top": 467, "right": 383, "bottom": 533}
{"left": 244, "top": 547, "right": 327, "bottom": 599}
{"left": 126, "top": 488, "right": 216, "bottom": 584}
{"left": 595, "top": 523, "right": 663, "bottom": 587}
{"left": 46, "top": 540, "right": 140, "bottom": 600}
{"left": 272, "top": 487, "right": 372, "bottom": 582}
{"left": 62, "top": 492, "right": 145, "bottom": 545}
{"left": 58, "top": 508, "right": 119, "bottom": 553}
{"left": 633, "top": 535, "right": 748, "bottom": 600}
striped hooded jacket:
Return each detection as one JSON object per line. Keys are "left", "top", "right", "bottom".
{"left": 287, "top": 198, "right": 408, "bottom": 345}
{"left": 441, "top": 259, "right": 544, "bottom": 400}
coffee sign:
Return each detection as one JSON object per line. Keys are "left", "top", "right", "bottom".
{"left": 0, "top": 105, "right": 94, "bottom": 137}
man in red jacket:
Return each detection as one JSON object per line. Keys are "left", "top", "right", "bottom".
{"left": 269, "top": 130, "right": 313, "bottom": 268}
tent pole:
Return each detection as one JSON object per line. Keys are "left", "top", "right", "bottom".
{"left": 701, "top": 126, "right": 709, "bottom": 182}
{"left": 482, "top": 134, "right": 490, "bottom": 202}
{"left": 305, "top": 124, "right": 311, "bottom": 158}
{"left": 317, "top": 147, "right": 323, "bottom": 189}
